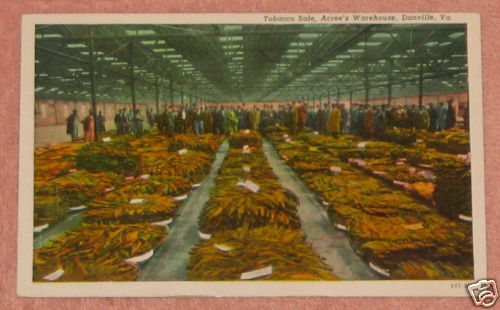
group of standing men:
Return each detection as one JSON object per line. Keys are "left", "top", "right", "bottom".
{"left": 114, "top": 108, "right": 145, "bottom": 138}
{"left": 66, "top": 109, "right": 106, "bottom": 142}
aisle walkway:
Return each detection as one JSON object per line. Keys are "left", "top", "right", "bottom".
{"left": 138, "top": 140, "right": 229, "bottom": 281}
{"left": 262, "top": 139, "right": 378, "bottom": 280}
{"left": 34, "top": 212, "right": 84, "bottom": 249}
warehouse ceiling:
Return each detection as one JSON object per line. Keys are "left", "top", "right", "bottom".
{"left": 35, "top": 23, "right": 468, "bottom": 104}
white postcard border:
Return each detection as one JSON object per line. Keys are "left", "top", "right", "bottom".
{"left": 18, "top": 13, "right": 486, "bottom": 297}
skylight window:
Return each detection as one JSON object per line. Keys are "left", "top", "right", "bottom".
{"left": 142, "top": 40, "right": 165, "bottom": 45}
{"left": 370, "top": 33, "right": 395, "bottom": 39}
{"left": 125, "top": 30, "right": 156, "bottom": 36}
{"left": 357, "top": 42, "right": 382, "bottom": 47}
{"left": 67, "top": 43, "right": 87, "bottom": 48}
{"left": 219, "top": 36, "right": 243, "bottom": 42}
{"left": 40, "top": 33, "right": 62, "bottom": 38}
{"left": 298, "top": 33, "right": 320, "bottom": 40}
{"left": 449, "top": 32, "right": 464, "bottom": 39}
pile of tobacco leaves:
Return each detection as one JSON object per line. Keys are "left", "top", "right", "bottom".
{"left": 228, "top": 130, "right": 263, "bottom": 148}
{"left": 34, "top": 133, "right": 223, "bottom": 281}
{"left": 267, "top": 132, "right": 473, "bottom": 280}
{"left": 191, "top": 131, "right": 337, "bottom": 280}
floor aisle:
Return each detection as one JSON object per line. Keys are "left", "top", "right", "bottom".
{"left": 138, "top": 140, "right": 229, "bottom": 281}
{"left": 262, "top": 139, "right": 378, "bottom": 280}
{"left": 34, "top": 212, "right": 84, "bottom": 250}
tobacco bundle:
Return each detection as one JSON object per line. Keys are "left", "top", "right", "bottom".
{"left": 426, "top": 128, "right": 470, "bottom": 154}
{"left": 34, "top": 223, "right": 166, "bottom": 281}
{"left": 383, "top": 128, "right": 417, "bottom": 146}
{"left": 85, "top": 193, "right": 177, "bottom": 224}
{"left": 189, "top": 225, "right": 337, "bottom": 281}
{"left": 199, "top": 182, "right": 300, "bottom": 233}
{"left": 228, "top": 130, "right": 262, "bottom": 148}
{"left": 75, "top": 140, "right": 140, "bottom": 175}
{"left": 434, "top": 161, "right": 472, "bottom": 218}
{"left": 34, "top": 171, "right": 120, "bottom": 226}
{"left": 167, "top": 133, "right": 222, "bottom": 153}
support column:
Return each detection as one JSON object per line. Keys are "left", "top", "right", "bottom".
{"left": 155, "top": 77, "right": 160, "bottom": 115}
{"left": 88, "top": 26, "right": 98, "bottom": 139}
{"left": 181, "top": 89, "right": 184, "bottom": 106}
{"left": 169, "top": 78, "right": 174, "bottom": 107}
{"left": 418, "top": 63, "right": 424, "bottom": 107}
{"left": 327, "top": 89, "right": 330, "bottom": 104}
{"left": 128, "top": 42, "right": 137, "bottom": 112}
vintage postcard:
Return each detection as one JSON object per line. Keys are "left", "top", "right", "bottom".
{"left": 18, "top": 13, "right": 486, "bottom": 297}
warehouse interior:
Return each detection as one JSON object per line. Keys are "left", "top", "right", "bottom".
{"left": 33, "top": 23, "right": 472, "bottom": 282}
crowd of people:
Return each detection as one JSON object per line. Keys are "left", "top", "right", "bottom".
{"left": 153, "top": 99, "right": 459, "bottom": 138}
{"left": 66, "top": 99, "right": 461, "bottom": 142}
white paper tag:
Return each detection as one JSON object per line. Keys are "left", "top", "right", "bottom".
{"left": 285, "top": 138, "right": 292, "bottom": 143}
{"left": 214, "top": 244, "right": 233, "bottom": 252}
{"left": 140, "top": 174, "right": 150, "bottom": 180}
{"left": 335, "top": 223, "right": 347, "bottom": 231}
{"left": 329, "top": 166, "right": 342, "bottom": 174}
{"left": 43, "top": 268, "right": 64, "bottom": 281}
{"left": 372, "top": 170, "right": 387, "bottom": 176}
{"left": 417, "top": 170, "right": 436, "bottom": 181}
{"left": 192, "top": 183, "right": 202, "bottom": 188}
{"left": 173, "top": 194, "right": 188, "bottom": 201}
{"left": 125, "top": 176, "right": 135, "bottom": 181}
{"left": 68, "top": 168, "right": 77, "bottom": 173}
{"left": 178, "top": 149, "right": 188, "bottom": 156}
{"left": 418, "top": 164, "right": 432, "bottom": 169}
{"left": 313, "top": 131, "right": 319, "bottom": 135}
{"left": 151, "top": 218, "right": 173, "bottom": 226}
{"left": 69, "top": 205, "right": 87, "bottom": 212}
{"left": 104, "top": 187, "right": 115, "bottom": 193}
{"left": 198, "top": 231, "right": 212, "bottom": 240}
{"left": 124, "top": 249, "right": 154, "bottom": 265}
{"left": 237, "top": 180, "right": 260, "bottom": 193}
{"left": 459, "top": 214, "right": 473, "bottom": 222}
{"left": 240, "top": 266, "right": 273, "bottom": 280}
{"left": 369, "top": 262, "right": 390, "bottom": 277}
{"left": 357, "top": 141, "right": 369, "bottom": 148}
{"left": 283, "top": 134, "right": 289, "bottom": 138}
{"left": 34, "top": 223, "right": 49, "bottom": 233}
{"left": 243, "top": 165, "right": 251, "bottom": 172}
{"left": 393, "top": 180, "right": 412, "bottom": 190}
{"left": 243, "top": 129, "right": 250, "bottom": 135}
{"left": 102, "top": 137, "right": 112, "bottom": 143}
{"left": 130, "top": 198, "right": 147, "bottom": 204}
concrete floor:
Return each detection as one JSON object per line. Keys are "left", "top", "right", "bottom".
{"left": 262, "top": 139, "right": 378, "bottom": 280}
{"left": 138, "top": 141, "right": 229, "bottom": 281}
{"left": 33, "top": 212, "right": 84, "bottom": 249}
